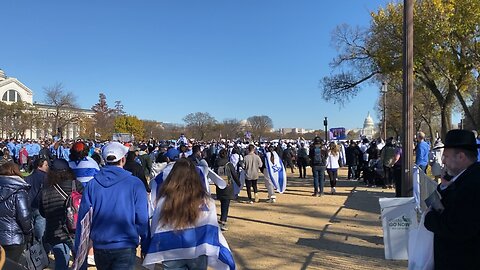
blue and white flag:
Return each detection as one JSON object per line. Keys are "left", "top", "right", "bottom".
{"left": 143, "top": 198, "right": 235, "bottom": 270}
{"left": 233, "top": 169, "right": 245, "bottom": 197}
{"left": 149, "top": 161, "right": 227, "bottom": 215}
{"left": 69, "top": 157, "right": 100, "bottom": 184}
{"left": 265, "top": 152, "right": 287, "bottom": 193}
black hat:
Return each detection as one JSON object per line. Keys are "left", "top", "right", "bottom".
{"left": 435, "top": 129, "right": 480, "bottom": 151}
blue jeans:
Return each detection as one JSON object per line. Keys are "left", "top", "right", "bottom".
{"left": 94, "top": 248, "right": 136, "bottom": 270}
{"left": 312, "top": 166, "right": 325, "bottom": 194}
{"left": 163, "top": 255, "right": 208, "bottom": 270}
{"left": 219, "top": 199, "right": 230, "bottom": 222}
{"left": 32, "top": 209, "right": 46, "bottom": 242}
{"left": 52, "top": 242, "right": 72, "bottom": 270}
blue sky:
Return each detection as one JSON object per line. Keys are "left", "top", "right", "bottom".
{"left": 0, "top": 0, "right": 394, "bottom": 130}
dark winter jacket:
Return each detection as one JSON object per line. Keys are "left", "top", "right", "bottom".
{"left": 214, "top": 158, "right": 240, "bottom": 200}
{"left": 424, "top": 162, "right": 480, "bottom": 270}
{"left": 345, "top": 145, "right": 361, "bottom": 166}
{"left": 25, "top": 169, "right": 47, "bottom": 209}
{"left": 39, "top": 179, "right": 83, "bottom": 246}
{"left": 137, "top": 153, "right": 153, "bottom": 178}
{"left": 0, "top": 175, "right": 33, "bottom": 246}
{"left": 123, "top": 160, "right": 150, "bottom": 192}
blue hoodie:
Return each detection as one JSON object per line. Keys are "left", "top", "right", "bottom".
{"left": 74, "top": 165, "right": 149, "bottom": 253}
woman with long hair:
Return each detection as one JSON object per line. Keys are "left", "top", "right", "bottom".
{"left": 0, "top": 162, "right": 32, "bottom": 263}
{"left": 143, "top": 158, "right": 235, "bottom": 270}
{"left": 326, "top": 142, "right": 340, "bottom": 194}
{"left": 40, "top": 159, "right": 83, "bottom": 270}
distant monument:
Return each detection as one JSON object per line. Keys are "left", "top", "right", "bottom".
{"left": 361, "top": 112, "right": 376, "bottom": 140}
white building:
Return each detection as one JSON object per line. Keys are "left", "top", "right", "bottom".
{"left": 0, "top": 69, "right": 94, "bottom": 139}
{"left": 361, "top": 112, "right": 377, "bottom": 140}
{"left": 278, "top": 128, "right": 316, "bottom": 135}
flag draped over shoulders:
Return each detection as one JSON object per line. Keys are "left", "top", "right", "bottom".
{"left": 265, "top": 151, "right": 287, "bottom": 193}
{"left": 143, "top": 198, "right": 235, "bottom": 270}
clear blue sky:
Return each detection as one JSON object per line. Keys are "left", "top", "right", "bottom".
{"left": 0, "top": 0, "right": 394, "bottom": 130}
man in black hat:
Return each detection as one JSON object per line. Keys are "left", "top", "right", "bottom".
{"left": 424, "top": 129, "right": 480, "bottom": 269}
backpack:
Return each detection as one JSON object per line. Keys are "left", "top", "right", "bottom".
{"left": 312, "top": 147, "right": 325, "bottom": 166}
{"left": 217, "top": 163, "right": 231, "bottom": 186}
{"left": 53, "top": 180, "right": 82, "bottom": 233}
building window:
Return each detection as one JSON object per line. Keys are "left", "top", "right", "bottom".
{"left": 1, "top": 89, "right": 22, "bottom": 102}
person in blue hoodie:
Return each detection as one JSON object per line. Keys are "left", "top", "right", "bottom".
{"left": 74, "top": 142, "right": 149, "bottom": 270}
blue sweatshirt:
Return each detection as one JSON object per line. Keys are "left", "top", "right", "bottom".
{"left": 74, "top": 165, "right": 149, "bottom": 253}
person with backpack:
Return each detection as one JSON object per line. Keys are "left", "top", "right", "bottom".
{"left": 309, "top": 137, "right": 327, "bottom": 197}
{"left": 40, "top": 159, "right": 83, "bottom": 270}
{"left": 214, "top": 149, "right": 240, "bottom": 231}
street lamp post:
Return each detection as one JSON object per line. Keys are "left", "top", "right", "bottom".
{"left": 323, "top": 117, "right": 328, "bottom": 142}
{"left": 381, "top": 82, "right": 388, "bottom": 141}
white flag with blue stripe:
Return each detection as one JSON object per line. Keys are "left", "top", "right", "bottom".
{"left": 149, "top": 161, "right": 227, "bottom": 216}
{"left": 265, "top": 151, "right": 287, "bottom": 193}
{"left": 143, "top": 198, "right": 235, "bottom": 270}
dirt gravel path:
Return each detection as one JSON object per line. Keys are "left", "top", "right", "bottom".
{"left": 45, "top": 168, "right": 407, "bottom": 270}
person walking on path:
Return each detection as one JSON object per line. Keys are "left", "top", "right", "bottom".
{"left": 326, "top": 142, "right": 340, "bottom": 194}
{"left": 214, "top": 149, "right": 240, "bottom": 231}
{"left": 309, "top": 137, "right": 326, "bottom": 196}
{"left": 143, "top": 158, "right": 235, "bottom": 270}
{"left": 40, "top": 159, "right": 84, "bottom": 270}
{"left": 297, "top": 143, "right": 308, "bottom": 178}
{"left": 244, "top": 144, "right": 263, "bottom": 203}
{"left": 74, "top": 142, "right": 149, "bottom": 269}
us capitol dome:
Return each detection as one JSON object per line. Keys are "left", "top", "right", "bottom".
{"left": 361, "top": 112, "right": 376, "bottom": 139}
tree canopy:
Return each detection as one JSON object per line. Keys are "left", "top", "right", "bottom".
{"left": 321, "top": 0, "right": 480, "bottom": 138}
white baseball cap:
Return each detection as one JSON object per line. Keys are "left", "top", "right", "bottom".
{"left": 102, "top": 142, "right": 129, "bottom": 163}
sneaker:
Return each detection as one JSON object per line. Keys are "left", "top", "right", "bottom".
{"left": 331, "top": 187, "right": 336, "bottom": 194}
{"left": 87, "top": 255, "right": 96, "bottom": 265}
{"left": 219, "top": 222, "right": 228, "bottom": 231}
{"left": 312, "top": 192, "right": 318, "bottom": 197}
{"left": 248, "top": 200, "right": 253, "bottom": 204}
{"left": 268, "top": 198, "right": 276, "bottom": 203}
{"left": 254, "top": 193, "right": 259, "bottom": 203}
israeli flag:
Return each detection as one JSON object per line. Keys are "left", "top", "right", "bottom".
{"left": 143, "top": 198, "right": 236, "bottom": 270}
{"left": 265, "top": 151, "right": 287, "bottom": 193}
{"left": 149, "top": 161, "right": 227, "bottom": 215}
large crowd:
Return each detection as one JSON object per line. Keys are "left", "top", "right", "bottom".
{"left": 0, "top": 130, "right": 479, "bottom": 270}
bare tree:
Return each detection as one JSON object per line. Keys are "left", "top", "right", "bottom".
{"left": 246, "top": 115, "right": 273, "bottom": 141}
{"left": 43, "top": 83, "right": 79, "bottom": 137}
{"left": 183, "top": 112, "right": 217, "bottom": 141}
{"left": 219, "top": 119, "right": 244, "bottom": 140}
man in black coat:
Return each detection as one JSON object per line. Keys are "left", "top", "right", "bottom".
{"left": 424, "top": 129, "right": 480, "bottom": 270}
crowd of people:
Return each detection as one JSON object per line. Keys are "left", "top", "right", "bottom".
{"left": 0, "top": 129, "right": 479, "bottom": 269}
